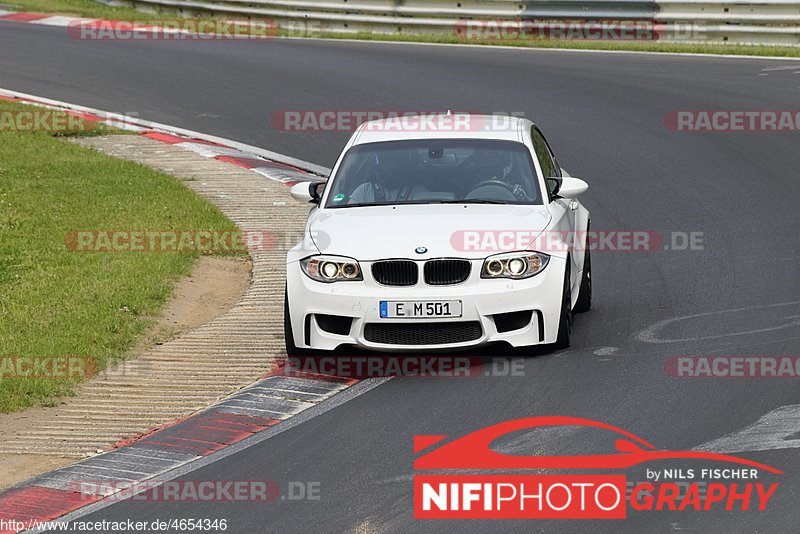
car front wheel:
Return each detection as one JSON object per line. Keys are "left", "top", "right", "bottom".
{"left": 574, "top": 247, "right": 592, "bottom": 313}
{"left": 552, "top": 262, "right": 573, "bottom": 350}
{"left": 284, "top": 286, "right": 312, "bottom": 358}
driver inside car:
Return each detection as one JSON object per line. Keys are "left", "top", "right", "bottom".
{"left": 347, "top": 149, "right": 428, "bottom": 204}
{"left": 470, "top": 147, "right": 533, "bottom": 202}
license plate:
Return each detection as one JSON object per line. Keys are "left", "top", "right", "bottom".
{"left": 379, "top": 300, "right": 462, "bottom": 319}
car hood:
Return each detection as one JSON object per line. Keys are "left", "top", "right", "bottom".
{"left": 308, "top": 204, "right": 552, "bottom": 261}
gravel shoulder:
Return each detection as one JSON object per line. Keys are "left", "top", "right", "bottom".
{"left": 0, "top": 134, "right": 306, "bottom": 489}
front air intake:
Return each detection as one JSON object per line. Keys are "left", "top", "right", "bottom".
{"left": 364, "top": 321, "right": 482, "bottom": 345}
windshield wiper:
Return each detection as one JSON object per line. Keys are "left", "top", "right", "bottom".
{"left": 329, "top": 199, "right": 508, "bottom": 208}
{"left": 328, "top": 202, "right": 398, "bottom": 208}
{"left": 429, "top": 199, "right": 507, "bottom": 205}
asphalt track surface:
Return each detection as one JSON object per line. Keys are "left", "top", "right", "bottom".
{"left": 2, "top": 22, "right": 800, "bottom": 533}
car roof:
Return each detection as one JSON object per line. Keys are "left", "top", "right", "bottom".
{"left": 351, "top": 113, "right": 531, "bottom": 145}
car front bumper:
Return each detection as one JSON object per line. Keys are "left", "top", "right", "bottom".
{"left": 285, "top": 256, "right": 566, "bottom": 352}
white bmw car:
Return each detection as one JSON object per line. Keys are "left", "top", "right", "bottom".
{"left": 285, "top": 114, "right": 591, "bottom": 355}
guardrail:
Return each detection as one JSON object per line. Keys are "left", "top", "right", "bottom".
{"left": 97, "top": 0, "right": 800, "bottom": 45}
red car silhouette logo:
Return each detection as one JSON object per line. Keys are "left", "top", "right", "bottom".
{"left": 414, "top": 416, "right": 783, "bottom": 474}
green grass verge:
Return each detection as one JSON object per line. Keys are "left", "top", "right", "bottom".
{"left": 3, "top": 0, "right": 799, "bottom": 58}
{"left": 0, "top": 99, "right": 240, "bottom": 413}
{"left": 3, "top": 0, "right": 159, "bottom": 20}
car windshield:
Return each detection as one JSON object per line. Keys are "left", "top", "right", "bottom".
{"left": 324, "top": 139, "right": 542, "bottom": 208}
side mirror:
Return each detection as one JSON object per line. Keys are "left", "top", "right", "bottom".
{"left": 290, "top": 181, "right": 326, "bottom": 204}
{"left": 548, "top": 176, "right": 588, "bottom": 199}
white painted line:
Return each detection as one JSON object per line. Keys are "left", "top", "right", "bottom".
{"left": 276, "top": 33, "right": 800, "bottom": 63}
{"left": 177, "top": 141, "right": 259, "bottom": 159}
{"left": 28, "top": 16, "right": 96, "bottom": 27}
{"left": 760, "top": 65, "right": 800, "bottom": 71}
{"left": 252, "top": 167, "right": 315, "bottom": 183}
{"left": 55, "top": 463, "right": 151, "bottom": 477}
{"left": 52, "top": 468, "right": 138, "bottom": 482}
{"left": 637, "top": 301, "right": 800, "bottom": 343}
{"left": 593, "top": 346, "right": 618, "bottom": 356}
{"left": 695, "top": 404, "right": 800, "bottom": 453}
{"left": 88, "top": 458, "right": 170, "bottom": 471}
{"left": 265, "top": 387, "right": 326, "bottom": 398}
{"left": 113, "top": 448, "right": 200, "bottom": 464}
{"left": 101, "top": 119, "right": 148, "bottom": 132}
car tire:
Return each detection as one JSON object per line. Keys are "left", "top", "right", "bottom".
{"left": 573, "top": 247, "right": 592, "bottom": 313}
{"left": 552, "top": 262, "right": 573, "bottom": 350}
{"left": 284, "top": 286, "right": 312, "bottom": 358}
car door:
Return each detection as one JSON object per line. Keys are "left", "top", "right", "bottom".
{"left": 530, "top": 127, "right": 580, "bottom": 296}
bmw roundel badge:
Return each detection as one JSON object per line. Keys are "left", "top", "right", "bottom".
{"left": 415, "top": 246, "right": 427, "bottom": 254}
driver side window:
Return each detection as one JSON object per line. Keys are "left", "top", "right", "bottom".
{"left": 531, "top": 127, "right": 560, "bottom": 196}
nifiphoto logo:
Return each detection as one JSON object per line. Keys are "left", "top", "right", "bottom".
{"left": 414, "top": 417, "right": 782, "bottom": 519}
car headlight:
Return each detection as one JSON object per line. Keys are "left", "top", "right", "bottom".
{"left": 481, "top": 252, "right": 549, "bottom": 280}
{"left": 300, "top": 255, "right": 362, "bottom": 283}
